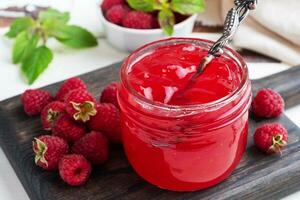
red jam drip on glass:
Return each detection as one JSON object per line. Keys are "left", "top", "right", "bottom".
{"left": 119, "top": 39, "right": 251, "bottom": 191}
{"left": 127, "top": 43, "right": 242, "bottom": 105}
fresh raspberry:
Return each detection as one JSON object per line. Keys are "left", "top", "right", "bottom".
{"left": 251, "top": 88, "right": 284, "bottom": 118}
{"left": 32, "top": 135, "right": 68, "bottom": 170}
{"left": 72, "top": 131, "right": 109, "bottom": 166}
{"left": 53, "top": 115, "right": 87, "bottom": 143}
{"left": 106, "top": 5, "right": 130, "bottom": 25}
{"left": 101, "top": 0, "right": 124, "bottom": 13}
{"left": 122, "top": 11, "right": 154, "bottom": 29}
{"left": 100, "top": 82, "right": 119, "bottom": 108}
{"left": 65, "top": 89, "right": 97, "bottom": 122}
{"left": 254, "top": 123, "right": 288, "bottom": 154}
{"left": 59, "top": 154, "right": 92, "bottom": 186}
{"left": 88, "top": 103, "right": 122, "bottom": 143}
{"left": 41, "top": 101, "right": 65, "bottom": 130}
{"left": 55, "top": 77, "right": 87, "bottom": 102}
{"left": 21, "top": 89, "right": 53, "bottom": 116}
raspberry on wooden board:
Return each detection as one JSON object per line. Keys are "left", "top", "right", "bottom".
{"left": 72, "top": 131, "right": 109, "bottom": 166}
{"left": 41, "top": 101, "right": 66, "bottom": 130}
{"left": 53, "top": 114, "right": 87, "bottom": 143}
{"left": 21, "top": 89, "right": 53, "bottom": 116}
{"left": 59, "top": 154, "right": 92, "bottom": 186}
{"left": 100, "top": 82, "right": 120, "bottom": 108}
{"left": 65, "top": 89, "right": 97, "bottom": 122}
{"left": 55, "top": 77, "right": 87, "bottom": 102}
{"left": 88, "top": 103, "right": 122, "bottom": 143}
{"left": 32, "top": 135, "right": 68, "bottom": 170}
{"left": 251, "top": 88, "right": 284, "bottom": 118}
{"left": 254, "top": 123, "right": 288, "bottom": 154}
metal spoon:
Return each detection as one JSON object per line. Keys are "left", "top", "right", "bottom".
{"left": 183, "top": 0, "right": 258, "bottom": 92}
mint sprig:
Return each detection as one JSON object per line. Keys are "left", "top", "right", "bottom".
{"left": 39, "top": 8, "right": 70, "bottom": 23}
{"left": 171, "top": 0, "right": 205, "bottom": 15}
{"left": 158, "top": 9, "right": 175, "bottom": 36}
{"left": 127, "top": 0, "right": 161, "bottom": 11}
{"left": 53, "top": 25, "right": 98, "bottom": 48}
{"left": 21, "top": 46, "right": 53, "bottom": 85}
{"left": 5, "top": 9, "right": 98, "bottom": 85}
{"left": 5, "top": 17, "right": 34, "bottom": 38}
{"left": 12, "top": 31, "right": 39, "bottom": 64}
{"left": 127, "top": 0, "right": 205, "bottom": 35}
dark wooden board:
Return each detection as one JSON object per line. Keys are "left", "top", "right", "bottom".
{"left": 1, "top": 62, "right": 300, "bottom": 200}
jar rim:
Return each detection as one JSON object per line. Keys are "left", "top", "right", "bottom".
{"left": 120, "top": 37, "right": 249, "bottom": 111}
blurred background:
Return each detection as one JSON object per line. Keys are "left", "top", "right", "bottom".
{"left": 1, "top": 0, "right": 299, "bottom": 64}
{"left": 198, "top": 0, "right": 300, "bottom": 66}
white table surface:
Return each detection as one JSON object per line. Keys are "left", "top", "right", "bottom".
{"left": 1, "top": 4, "right": 300, "bottom": 199}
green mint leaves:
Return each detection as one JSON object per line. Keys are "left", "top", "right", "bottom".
{"left": 39, "top": 9, "right": 70, "bottom": 24}
{"left": 5, "top": 9, "right": 98, "bottom": 85}
{"left": 170, "top": 0, "right": 205, "bottom": 15}
{"left": 127, "top": 0, "right": 205, "bottom": 35}
{"left": 12, "top": 31, "right": 39, "bottom": 64}
{"left": 5, "top": 17, "right": 34, "bottom": 38}
{"left": 127, "top": 0, "right": 160, "bottom": 12}
{"left": 53, "top": 25, "right": 98, "bottom": 48}
{"left": 158, "top": 9, "right": 175, "bottom": 36}
{"left": 22, "top": 46, "right": 53, "bottom": 85}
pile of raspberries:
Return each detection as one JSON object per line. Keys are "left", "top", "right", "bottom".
{"left": 101, "top": 0, "right": 159, "bottom": 29}
{"left": 21, "top": 78, "right": 120, "bottom": 186}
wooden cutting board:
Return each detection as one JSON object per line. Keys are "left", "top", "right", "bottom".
{"left": 1, "top": 62, "right": 300, "bottom": 200}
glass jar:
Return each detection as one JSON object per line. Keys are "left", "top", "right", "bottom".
{"left": 118, "top": 38, "right": 252, "bottom": 191}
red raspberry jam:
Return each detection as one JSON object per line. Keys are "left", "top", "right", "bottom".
{"left": 118, "top": 38, "right": 251, "bottom": 191}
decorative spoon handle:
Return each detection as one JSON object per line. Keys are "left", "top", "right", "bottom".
{"left": 195, "top": 0, "right": 258, "bottom": 76}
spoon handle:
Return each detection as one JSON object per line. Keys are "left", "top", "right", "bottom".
{"left": 197, "top": 0, "right": 258, "bottom": 74}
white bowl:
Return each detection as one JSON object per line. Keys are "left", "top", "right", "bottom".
{"left": 99, "top": 9, "right": 197, "bottom": 52}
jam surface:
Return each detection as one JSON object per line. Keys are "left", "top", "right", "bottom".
{"left": 127, "top": 43, "right": 242, "bottom": 105}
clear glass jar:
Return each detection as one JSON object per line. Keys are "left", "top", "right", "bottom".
{"left": 118, "top": 38, "right": 252, "bottom": 191}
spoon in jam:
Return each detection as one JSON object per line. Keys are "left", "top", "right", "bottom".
{"left": 182, "top": 0, "right": 258, "bottom": 93}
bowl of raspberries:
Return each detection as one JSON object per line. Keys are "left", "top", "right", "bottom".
{"left": 99, "top": 0, "right": 205, "bottom": 52}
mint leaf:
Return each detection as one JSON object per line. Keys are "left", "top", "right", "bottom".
{"left": 39, "top": 9, "right": 70, "bottom": 37}
{"left": 158, "top": 9, "right": 175, "bottom": 36}
{"left": 12, "top": 31, "right": 39, "bottom": 64}
{"left": 54, "top": 25, "right": 98, "bottom": 48}
{"left": 43, "top": 20, "right": 70, "bottom": 40}
{"left": 171, "top": 0, "right": 205, "bottom": 15}
{"left": 127, "top": 0, "right": 160, "bottom": 12}
{"left": 21, "top": 46, "right": 53, "bottom": 84}
{"left": 5, "top": 17, "right": 34, "bottom": 38}
{"left": 7, "top": 8, "right": 98, "bottom": 85}
{"left": 39, "top": 9, "right": 70, "bottom": 24}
